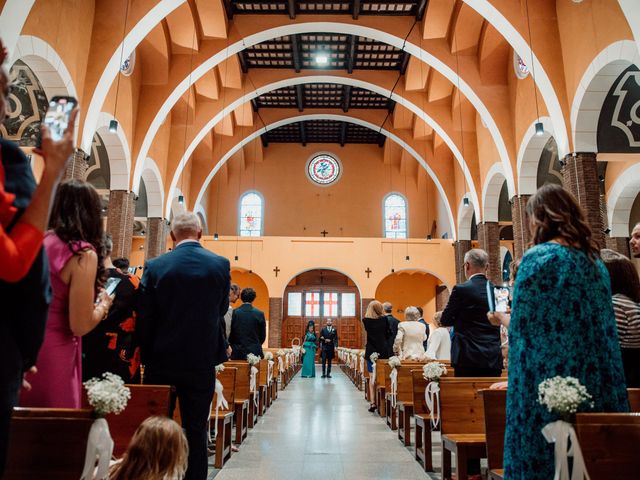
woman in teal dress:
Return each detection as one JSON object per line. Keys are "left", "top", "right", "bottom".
{"left": 504, "top": 184, "right": 629, "bottom": 479}
{"left": 301, "top": 323, "right": 317, "bottom": 378}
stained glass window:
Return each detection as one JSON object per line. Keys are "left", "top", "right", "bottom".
{"left": 384, "top": 193, "right": 407, "bottom": 238}
{"left": 323, "top": 292, "right": 339, "bottom": 317}
{"left": 341, "top": 293, "right": 356, "bottom": 316}
{"left": 239, "top": 191, "right": 263, "bottom": 236}
{"left": 305, "top": 292, "right": 321, "bottom": 317}
{"left": 514, "top": 52, "right": 529, "bottom": 79}
{"left": 287, "top": 292, "right": 302, "bottom": 316}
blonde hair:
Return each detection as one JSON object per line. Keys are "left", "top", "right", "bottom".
{"left": 433, "top": 311, "right": 443, "bottom": 328}
{"left": 109, "top": 417, "right": 188, "bottom": 480}
{"left": 365, "top": 300, "right": 384, "bottom": 319}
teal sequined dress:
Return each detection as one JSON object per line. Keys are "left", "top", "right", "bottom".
{"left": 301, "top": 333, "right": 317, "bottom": 378}
{"left": 504, "top": 243, "right": 629, "bottom": 479}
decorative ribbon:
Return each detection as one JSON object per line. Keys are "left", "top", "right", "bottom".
{"left": 390, "top": 368, "right": 398, "bottom": 408}
{"left": 425, "top": 381, "right": 441, "bottom": 429}
{"left": 267, "top": 360, "right": 274, "bottom": 384}
{"left": 80, "top": 418, "right": 114, "bottom": 480}
{"left": 250, "top": 365, "right": 259, "bottom": 409}
{"left": 212, "top": 378, "right": 229, "bottom": 438}
{"left": 371, "top": 361, "right": 377, "bottom": 388}
{"left": 542, "top": 420, "right": 591, "bottom": 480}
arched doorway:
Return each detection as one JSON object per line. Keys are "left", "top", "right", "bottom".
{"left": 375, "top": 270, "right": 445, "bottom": 322}
{"left": 232, "top": 268, "right": 270, "bottom": 346}
{"left": 282, "top": 269, "right": 362, "bottom": 352}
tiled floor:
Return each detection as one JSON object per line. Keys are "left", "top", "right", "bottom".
{"left": 208, "top": 366, "right": 437, "bottom": 480}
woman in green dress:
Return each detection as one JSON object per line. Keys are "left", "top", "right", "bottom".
{"left": 301, "top": 322, "right": 317, "bottom": 378}
{"left": 504, "top": 184, "right": 629, "bottom": 479}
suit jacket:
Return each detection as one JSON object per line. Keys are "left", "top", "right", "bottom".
{"left": 229, "top": 303, "right": 266, "bottom": 360}
{"left": 319, "top": 326, "right": 338, "bottom": 357}
{"left": 137, "top": 241, "right": 230, "bottom": 375}
{"left": 440, "top": 274, "right": 502, "bottom": 371}
{"left": 386, "top": 314, "right": 400, "bottom": 352}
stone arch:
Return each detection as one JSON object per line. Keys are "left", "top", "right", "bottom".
{"left": 194, "top": 203, "right": 208, "bottom": 234}
{"left": 607, "top": 162, "right": 640, "bottom": 237}
{"left": 140, "top": 157, "right": 164, "bottom": 218}
{"left": 517, "top": 116, "right": 555, "bottom": 194}
{"left": 457, "top": 194, "right": 476, "bottom": 241}
{"left": 93, "top": 112, "right": 131, "bottom": 190}
{"left": 0, "top": 1, "right": 36, "bottom": 57}
{"left": 571, "top": 40, "right": 640, "bottom": 152}
{"left": 482, "top": 163, "right": 507, "bottom": 222}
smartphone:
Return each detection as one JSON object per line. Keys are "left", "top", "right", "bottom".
{"left": 104, "top": 277, "right": 122, "bottom": 296}
{"left": 41, "top": 96, "right": 77, "bottom": 144}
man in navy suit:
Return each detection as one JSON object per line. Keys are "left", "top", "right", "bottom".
{"left": 319, "top": 318, "right": 338, "bottom": 378}
{"left": 138, "top": 212, "right": 230, "bottom": 480}
{"left": 229, "top": 288, "right": 266, "bottom": 360}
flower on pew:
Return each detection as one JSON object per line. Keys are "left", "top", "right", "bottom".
{"left": 264, "top": 351, "right": 274, "bottom": 361}
{"left": 277, "top": 349, "right": 285, "bottom": 357}
{"left": 301, "top": 348, "right": 306, "bottom": 354}
{"left": 83, "top": 372, "right": 131, "bottom": 417}
{"left": 370, "top": 352, "right": 379, "bottom": 363}
{"left": 215, "top": 363, "right": 225, "bottom": 374}
{"left": 422, "top": 362, "right": 447, "bottom": 382}
{"left": 359, "top": 351, "right": 365, "bottom": 357}
{"left": 388, "top": 356, "right": 402, "bottom": 369}
{"left": 538, "top": 376, "right": 593, "bottom": 420}
{"left": 246, "top": 353, "right": 261, "bottom": 366}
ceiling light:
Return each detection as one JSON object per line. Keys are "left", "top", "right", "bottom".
{"left": 315, "top": 53, "right": 328, "bottom": 65}
{"left": 109, "top": 119, "right": 118, "bottom": 133}
{"left": 178, "top": 195, "right": 184, "bottom": 204}
{"left": 463, "top": 197, "right": 470, "bottom": 207}
{"left": 214, "top": 233, "right": 219, "bottom": 240}
{"left": 535, "top": 121, "right": 544, "bottom": 136}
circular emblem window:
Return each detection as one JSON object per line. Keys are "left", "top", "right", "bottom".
{"left": 307, "top": 154, "right": 341, "bottom": 186}
{"left": 120, "top": 50, "right": 136, "bottom": 77}
{"left": 513, "top": 52, "right": 529, "bottom": 79}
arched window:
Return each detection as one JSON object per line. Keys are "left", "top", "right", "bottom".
{"left": 383, "top": 193, "right": 408, "bottom": 238}
{"left": 239, "top": 191, "right": 263, "bottom": 237}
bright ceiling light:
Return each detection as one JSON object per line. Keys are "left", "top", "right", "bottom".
{"left": 315, "top": 53, "right": 328, "bottom": 65}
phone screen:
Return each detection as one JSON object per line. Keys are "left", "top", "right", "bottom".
{"left": 43, "top": 96, "right": 77, "bottom": 142}
{"left": 127, "top": 266, "right": 137, "bottom": 275}
{"left": 104, "top": 277, "right": 122, "bottom": 296}
{"left": 493, "top": 287, "right": 511, "bottom": 313}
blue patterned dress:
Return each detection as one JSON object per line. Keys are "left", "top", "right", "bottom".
{"left": 504, "top": 243, "right": 629, "bottom": 479}
{"left": 301, "top": 333, "right": 317, "bottom": 378}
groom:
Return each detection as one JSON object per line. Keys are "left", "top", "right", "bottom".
{"left": 320, "top": 319, "right": 338, "bottom": 378}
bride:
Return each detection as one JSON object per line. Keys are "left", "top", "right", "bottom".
{"left": 301, "top": 321, "right": 317, "bottom": 378}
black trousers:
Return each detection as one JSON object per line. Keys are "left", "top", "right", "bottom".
{"left": 0, "top": 367, "right": 21, "bottom": 476}
{"left": 147, "top": 369, "right": 215, "bottom": 480}
{"left": 321, "top": 350, "right": 333, "bottom": 376}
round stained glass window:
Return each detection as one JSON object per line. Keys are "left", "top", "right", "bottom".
{"left": 307, "top": 153, "right": 341, "bottom": 186}
{"left": 514, "top": 52, "right": 529, "bottom": 79}
{"left": 120, "top": 50, "right": 136, "bottom": 77}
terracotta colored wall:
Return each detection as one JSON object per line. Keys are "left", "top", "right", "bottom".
{"left": 374, "top": 271, "right": 440, "bottom": 324}
{"left": 231, "top": 269, "right": 270, "bottom": 346}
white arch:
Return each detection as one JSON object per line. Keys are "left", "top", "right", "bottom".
{"left": 516, "top": 116, "right": 554, "bottom": 194}
{"left": 94, "top": 112, "right": 131, "bottom": 190}
{"left": 129, "top": 22, "right": 515, "bottom": 200}
{"left": 457, "top": 194, "right": 475, "bottom": 241}
{"left": 618, "top": 1, "right": 640, "bottom": 55}
{"left": 462, "top": 0, "right": 569, "bottom": 157}
{"left": 164, "top": 75, "right": 481, "bottom": 219}
{"left": 141, "top": 157, "right": 164, "bottom": 218}
{"left": 482, "top": 163, "right": 507, "bottom": 223}
{"left": 194, "top": 203, "right": 208, "bottom": 234}
{"left": 282, "top": 267, "right": 363, "bottom": 299}
{"left": 607, "top": 163, "right": 640, "bottom": 237}
{"left": 571, "top": 40, "right": 640, "bottom": 152}
{"left": 189, "top": 113, "right": 466, "bottom": 240}
{"left": 0, "top": 1, "right": 36, "bottom": 58}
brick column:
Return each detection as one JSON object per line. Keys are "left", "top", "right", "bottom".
{"left": 562, "top": 152, "right": 604, "bottom": 248}
{"left": 478, "top": 221, "right": 501, "bottom": 284}
{"left": 107, "top": 190, "right": 136, "bottom": 259}
{"left": 511, "top": 194, "right": 531, "bottom": 261}
{"left": 63, "top": 149, "right": 88, "bottom": 181}
{"left": 453, "top": 240, "right": 472, "bottom": 284}
{"left": 435, "top": 285, "right": 450, "bottom": 311}
{"left": 605, "top": 237, "right": 631, "bottom": 257}
{"left": 268, "top": 297, "right": 283, "bottom": 348}
{"left": 145, "top": 217, "right": 169, "bottom": 260}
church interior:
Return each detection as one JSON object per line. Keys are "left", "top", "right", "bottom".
{"left": 2, "top": 0, "right": 640, "bottom": 479}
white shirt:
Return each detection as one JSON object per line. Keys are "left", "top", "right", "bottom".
{"left": 425, "top": 327, "right": 451, "bottom": 361}
{"left": 175, "top": 239, "right": 200, "bottom": 247}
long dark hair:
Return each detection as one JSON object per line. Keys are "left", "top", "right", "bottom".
{"left": 600, "top": 249, "right": 640, "bottom": 302}
{"left": 48, "top": 180, "right": 105, "bottom": 289}
{"left": 526, "top": 184, "right": 599, "bottom": 258}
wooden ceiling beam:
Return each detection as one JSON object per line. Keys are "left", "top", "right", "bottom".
{"left": 416, "top": 0, "right": 429, "bottom": 22}
{"left": 288, "top": 0, "right": 297, "bottom": 19}
{"left": 340, "top": 122, "right": 347, "bottom": 146}
{"left": 352, "top": 0, "right": 361, "bottom": 20}
{"left": 291, "top": 34, "right": 302, "bottom": 73}
{"left": 347, "top": 35, "right": 358, "bottom": 74}
{"left": 342, "top": 85, "right": 352, "bottom": 112}
{"left": 299, "top": 122, "right": 307, "bottom": 146}
{"left": 295, "top": 84, "right": 304, "bottom": 112}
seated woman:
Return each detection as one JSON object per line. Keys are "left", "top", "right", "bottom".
{"left": 425, "top": 311, "right": 451, "bottom": 361}
{"left": 301, "top": 322, "right": 317, "bottom": 378}
{"left": 393, "top": 306, "right": 427, "bottom": 360}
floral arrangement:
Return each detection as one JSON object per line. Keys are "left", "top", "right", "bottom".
{"left": 264, "top": 351, "right": 274, "bottom": 361}
{"left": 215, "top": 363, "right": 225, "bottom": 374}
{"left": 388, "top": 356, "right": 402, "bottom": 369}
{"left": 538, "top": 376, "right": 593, "bottom": 419}
{"left": 301, "top": 348, "right": 306, "bottom": 355}
{"left": 370, "top": 352, "right": 379, "bottom": 363}
{"left": 246, "top": 353, "right": 261, "bottom": 366}
{"left": 422, "top": 362, "right": 448, "bottom": 382}
{"left": 277, "top": 349, "right": 285, "bottom": 356}
{"left": 359, "top": 351, "right": 365, "bottom": 358}
{"left": 83, "top": 372, "right": 131, "bottom": 417}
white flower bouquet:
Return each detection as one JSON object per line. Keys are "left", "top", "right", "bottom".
{"left": 277, "top": 349, "right": 285, "bottom": 357}
{"left": 301, "top": 348, "right": 306, "bottom": 355}
{"left": 370, "top": 352, "right": 379, "bottom": 363}
{"left": 388, "top": 356, "right": 402, "bottom": 369}
{"left": 359, "top": 351, "right": 365, "bottom": 358}
{"left": 538, "top": 376, "right": 594, "bottom": 420}
{"left": 246, "top": 353, "right": 261, "bottom": 366}
{"left": 264, "top": 351, "right": 274, "bottom": 361}
{"left": 215, "top": 363, "right": 225, "bottom": 374}
{"left": 423, "top": 362, "right": 448, "bottom": 382}
{"left": 83, "top": 372, "right": 131, "bottom": 417}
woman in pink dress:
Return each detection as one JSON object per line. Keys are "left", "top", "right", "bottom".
{"left": 21, "top": 180, "right": 112, "bottom": 408}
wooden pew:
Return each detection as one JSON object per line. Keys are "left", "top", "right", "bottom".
{"left": 439, "top": 377, "right": 503, "bottom": 480}
{"left": 628, "top": 388, "right": 640, "bottom": 412}
{"left": 481, "top": 389, "right": 507, "bottom": 480}
{"left": 575, "top": 413, "right": 640, "bottom": 479}
{"left": 224, "top": 361, "right": 256, "bottom": 429}
{"left": 5, "top": 408, "right": 94, "bottom": 479}
{"left": 375, "top": 359, "right": 389, "bottom": 417}
{"left": 211, "top": 368, "right": 236, "bottom": 469}
{"left": 395, "top": 362, "right": 428, "bottom": 446}
{"left": 258, "top": 359, "right": 270, "bottom": 414}
{"left": 412, "top": 369, "right": 432, "bottom": 471}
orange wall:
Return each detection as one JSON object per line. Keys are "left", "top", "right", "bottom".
{"left": 374, "top": 271, "right": 439, "bottom": 323}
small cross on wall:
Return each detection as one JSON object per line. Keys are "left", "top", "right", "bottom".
{"left": 321, "top": 230, "right": 328, "bottom": 237}
{"left": 365, "top": 268, "right": 372, "bottom": 278}
{"left": 273, "top": 266, "right": 280, "bottom": 277}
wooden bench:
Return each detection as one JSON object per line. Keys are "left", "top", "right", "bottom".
{"left": 375, "top": 359, "right": 389, "bottom": 418}
{"left": 628, "top": 388, "right": 640, "bottom": 412}
{"left": 224, "top": 361, "right": 256, "bottom": 430}
{"left": 5, "top": 408, "right": 94, "bottom": 479}
{"left": 481, "top": 389, "right": 507, "bottom": 480}
{"left": 211, "top": 368, "right": 236, "bottom": 469}
{"left": 258, "top": 359, "right": 270, "bottom": 414}
{"left": 575, "top": 412, "right": 640, "bottom": 479}
{"left": 395, "top": 362, "right": 428, "bottom": 446}
{"left": 439, "top": 377, "right": 503, "bottom": 480}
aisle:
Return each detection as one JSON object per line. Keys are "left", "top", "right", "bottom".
{"left": 211, "top": 366, "right": 433, "bottom": 480}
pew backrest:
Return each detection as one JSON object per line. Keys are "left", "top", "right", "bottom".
{"left": 411, "top": 369, "right": 429, "bottom": 414}
{"left": 439, "top": 377, "right": 503, "bottom": 435}
{"left": 628, "top": 388, "right": 640, "bottom": 412}
{"left": 481, "top": 388, "right": 507, "bottom": 471}
{"left": 375, "top": 359, "right": 389, "bottom": 386}
{"left": 214, "top": 367, "right": 237, "bottom": 407}
{"left": 224, "top": 361, "right": 251, "bottom": 400}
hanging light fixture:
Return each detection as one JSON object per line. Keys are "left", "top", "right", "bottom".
{"left": 214, "top": 233, "right": 219, "bottom": 240}
{"left": 453, "top": 31, "right": 471, "bottom": 214}
{"left": 178, "top": 195, "right": 184, "bottom": 204}
{"left": 463, "top": 196, "right": 470, "bottom": 207}
{"left": 111, "top": 0, "right": 131, "bottom": 135}
{"left": 525, "top": 0, "right": 543, "bottom": 135}
{"left": 109, "top": 119, "right": 118, "bottom": 133}
{"left": 535, "top": 121, "right": 544, "bottom": 136}
{"left": 315, "top": 53, "right": 328, "bottom": 65}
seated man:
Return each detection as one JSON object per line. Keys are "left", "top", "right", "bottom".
{"left": 229, "top": 288, "right": 266, "bottom": 359}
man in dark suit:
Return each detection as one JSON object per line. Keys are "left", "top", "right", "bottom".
{"left": 319, "top": 318, "right": 338, "bottom": 378}
{"left": 383, "top": 302, "right": 400, "bottom": 354}
{"left": 137, "top": 212, "right": 230, "bottom": 480}
{"left": 229, "top": 288, "right": 266, "bottom": 359}
{"left": 441, "top": 248, "right": 502, "bottom": 377}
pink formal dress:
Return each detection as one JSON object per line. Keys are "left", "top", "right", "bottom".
{"left": 20, "top": 232, "right": 94, "bottom": 408}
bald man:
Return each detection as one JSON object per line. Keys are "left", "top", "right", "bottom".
{"left": 630, "top": 223, "right": 640, "bottom": 258}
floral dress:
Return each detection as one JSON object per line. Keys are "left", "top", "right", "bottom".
{"left": 504, "top": 243, "right": 629, "bottom": 479}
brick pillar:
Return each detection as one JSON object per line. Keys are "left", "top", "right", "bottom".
{"left": 145, "top": 217, "right": 169, "bottom": 260}
{"left": 107, "top": 190, "right": 136, "bottom": 259}
{"left": 435, "top": 285, "right": 450, "bottom": 311}
{"left": 268, "top": 297, "right": 283, "bottom": 348}
{"left": 562, "top": 152, "right": 604, "bottom": 248}
{"left": 478, "top": 221, "right": 501, "bottom": 284}
{"left": 454, "top": 240, "right": 472, "bottom": 284}
{"left": 605, "top": 237, "right": 631, "bottom": 257}
{"left": 511, "top": 194, "right": 531, "bottom": 261}
{"left": 63, "top": 149, "right": 88, "bottom": 181}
